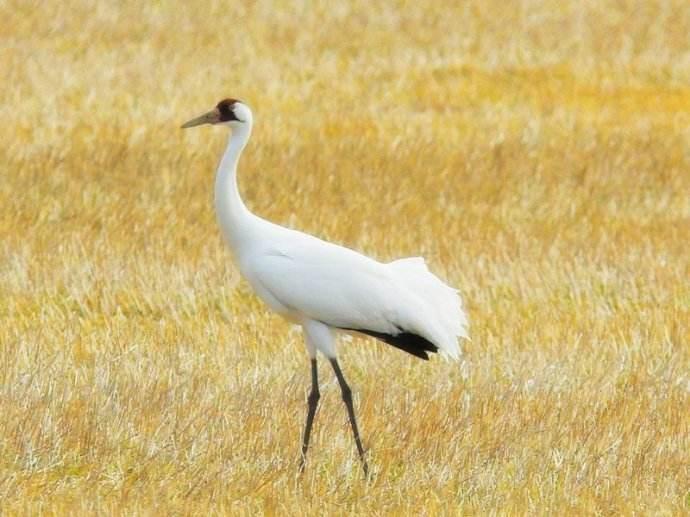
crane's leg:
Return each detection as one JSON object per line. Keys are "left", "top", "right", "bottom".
{"left": 329, "top": 358, "right": 369, "bottom": 478}
{"left": 298, "top": 358, "right": 320, "bottom": 473}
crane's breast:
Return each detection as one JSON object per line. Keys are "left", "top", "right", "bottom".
{"left": 239, "top": 264, "right": 301, "bottom": 321}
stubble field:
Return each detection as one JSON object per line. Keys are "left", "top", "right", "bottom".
{"left": 1, "top": 1, "right": 689, "bottom": 514}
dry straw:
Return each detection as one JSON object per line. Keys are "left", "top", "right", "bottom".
{"left": 1, "top": 0, "right": 689, "bottom": 514}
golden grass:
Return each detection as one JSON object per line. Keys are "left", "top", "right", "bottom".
{"left": 1, "top": 0, "right": 690, "bottom": 514}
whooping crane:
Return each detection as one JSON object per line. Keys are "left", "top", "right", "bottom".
{"left": 181, "top": 99, "right": 469, "bottom": 477}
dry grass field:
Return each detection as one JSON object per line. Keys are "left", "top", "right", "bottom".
{"left": 2, "top": 0, "right": 690, "bottom": 514}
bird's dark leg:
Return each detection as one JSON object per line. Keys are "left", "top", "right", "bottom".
{"left": 329, "top": 358, "right": 369, "bottom": 478}
{"left": 299, "top": 358, "right": 320, "bottom": 473}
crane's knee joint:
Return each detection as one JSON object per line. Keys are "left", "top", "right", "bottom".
{"left": 308, "top": 389, "right": 320, "bottom": 406}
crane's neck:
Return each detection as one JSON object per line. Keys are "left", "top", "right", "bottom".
{"left": 214, "top": 123, "right": 257, "bottom": 253}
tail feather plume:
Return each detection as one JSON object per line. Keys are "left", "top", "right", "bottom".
{"left": 387, "top": 257, "right": 468, "bottom": 360}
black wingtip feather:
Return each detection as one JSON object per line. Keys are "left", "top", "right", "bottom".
{"left": 345, "top": 328, "right": 439, "bottom": 360}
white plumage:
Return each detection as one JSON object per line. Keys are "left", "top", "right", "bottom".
{"left": 248, "top": 231, "right": 466, "bottom": 359}
{"left": 182, "top": 98, "right": 469, "bottom": 476}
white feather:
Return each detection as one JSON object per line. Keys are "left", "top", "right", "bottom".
{"left": 238, "top": 223, "right": 467, "bottom": 359}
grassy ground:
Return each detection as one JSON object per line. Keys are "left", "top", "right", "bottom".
{"left": 1, "top": 0, "right": 689, "bottom": 514}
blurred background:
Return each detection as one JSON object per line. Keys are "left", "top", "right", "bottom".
{"left": 1, "top": 1, "right": 689, "bottom": 513}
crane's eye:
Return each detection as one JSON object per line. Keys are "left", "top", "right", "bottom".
{"left": 215, "top": 98, "right": 243, "bottom": 122}
{"left": 218, "top": 105, "right": 237, "bottom": 122}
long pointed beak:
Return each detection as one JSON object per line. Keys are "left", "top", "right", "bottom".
{"left": 181, "top": 109, "right": 220, "bottom": 129}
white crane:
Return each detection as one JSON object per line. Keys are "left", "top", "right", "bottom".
{"left": 181, "top": 99, "right": 469, "bottom": 476}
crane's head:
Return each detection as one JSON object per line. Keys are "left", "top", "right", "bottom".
{"left": 181, "top": 99, "right": 252, "bottom": 129}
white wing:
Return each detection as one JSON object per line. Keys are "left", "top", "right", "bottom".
{"left": 243, "top": 226, "right": 466, "bottom": 359}
{"left": 250, "top": 231, "right": 404, "bottom": 333}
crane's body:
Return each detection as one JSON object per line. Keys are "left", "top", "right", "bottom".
{"left": 182, "top": 99, "right": 468, "bottom": 476}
